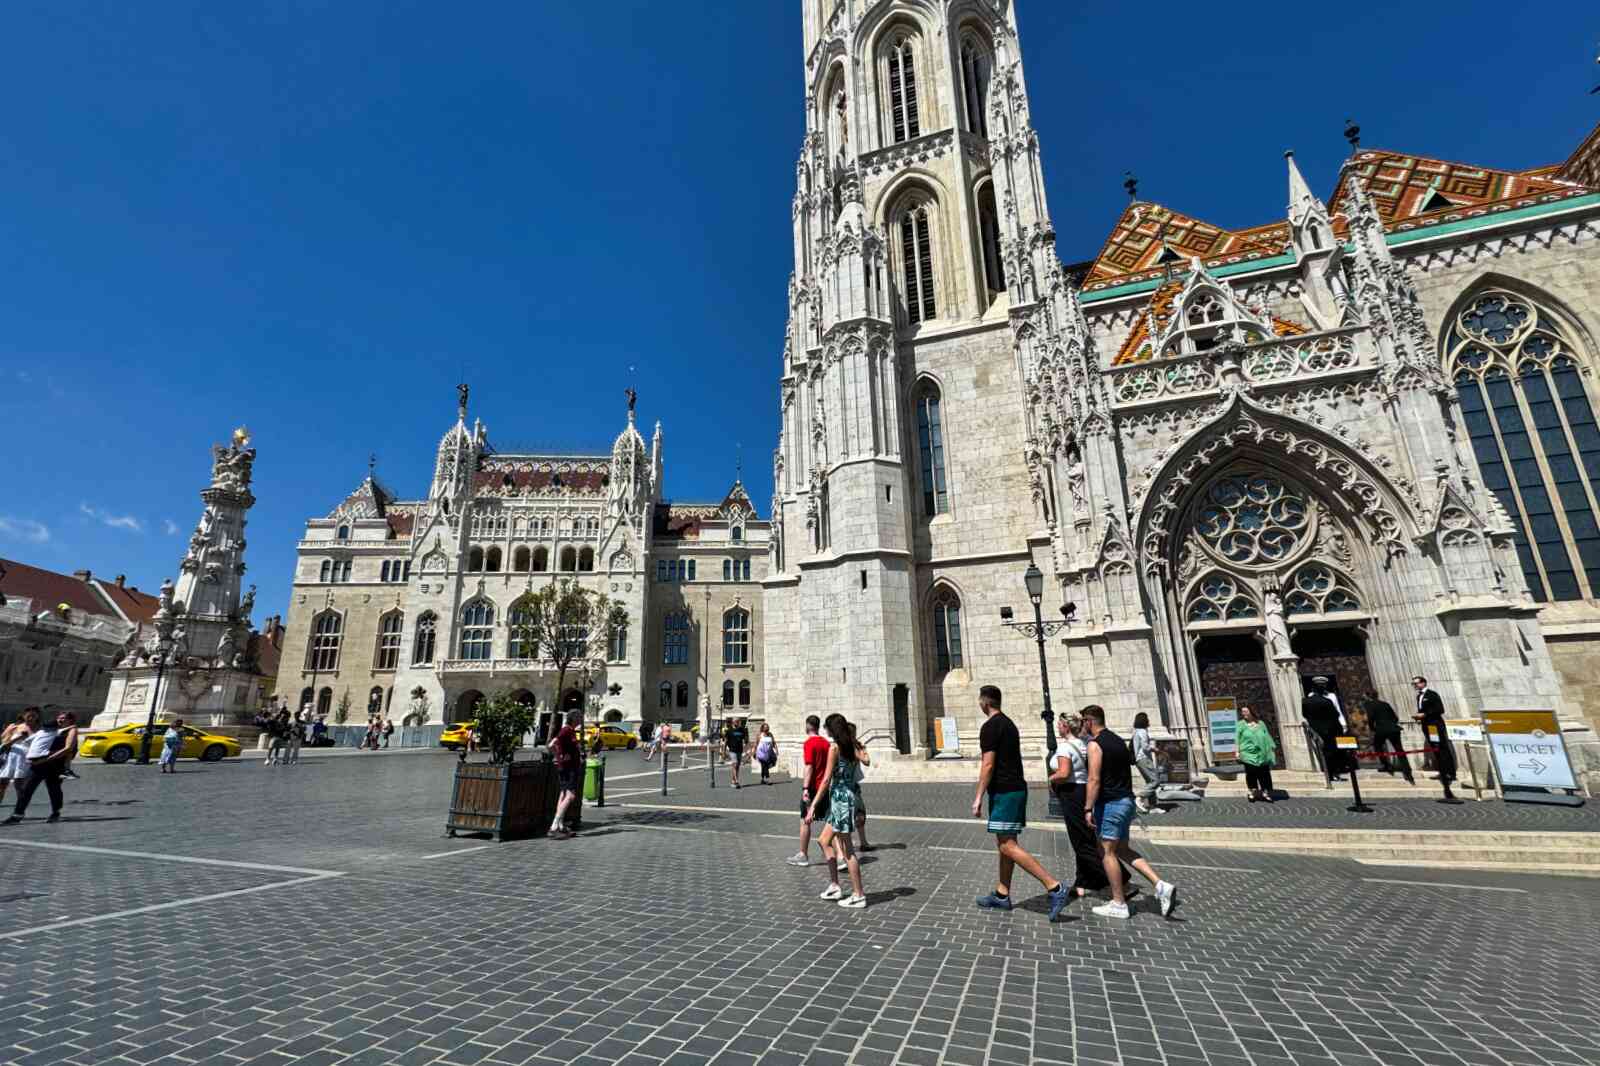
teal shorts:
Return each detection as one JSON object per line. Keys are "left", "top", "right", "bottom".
{"left": 987, "top": 790, "right": 1027, "bottom": 835}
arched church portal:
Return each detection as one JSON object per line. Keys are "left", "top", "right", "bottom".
{"left": 1171, "top": 466, "right": 1378, "bottom": 766}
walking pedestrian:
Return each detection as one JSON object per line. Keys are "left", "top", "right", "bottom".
{"left": 285, "top": 710, "right": 305, "bottom": 765}
{"left": 971, "top": 685, "right": 1071, "bottom": 921}
{"left": 1048, "top": 711, "right": 1122, "bottom": 902}
{"left": 809, "top": 713, "right": 868, "bottom": 908}
{"left": 1237, "top": 706, "right": 1277, "bottom": 802}
{"left": 1301, "top": 680, "right": 1345, "bottom": 784}
{"left": 4, "top": 709, "right": 78, "bottom": 824}
{"left": 381, "top": 717, "right": 394, "bottom": 749}
{"left": 1081, "top": 705, "right": 1179, "bottom": 919}
{"left": 159, "top": 719, "right": 183, "bottom": 774}
{"left": 1412, "top": 676, "right": 1459, "bottom": 802}
{"left": 265, "top": 708, "right": 290, "bottom": 766}
{"left": 725, "top": 717, "right": 748, "bottom": 788}
{"left": 1131, "top": 712, "right": 1164, "bottom": 815}
{"left": 549, "top": 711, "right": 583, "bottom": 838}
{"left": 753, "top": 722, "right": 778, "bottom": 784}
{"left": 1363, "top": 690, "right": 1413, "bottom": 784}
{"left": 787, "top": 715, "right": 829, "bottom": 866}
{"left": 0, "top": 708, "right": 39, "bottom": 805}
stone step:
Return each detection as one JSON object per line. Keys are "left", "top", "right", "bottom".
{"left": 1355, "top": 859, "right": 1600, "bottom": 878}
{"left": 1133, "top": 831, "right": 1600, "bottom": 866}
{"left": 1136, "top": 825, "right": 1600, "bottom": 849}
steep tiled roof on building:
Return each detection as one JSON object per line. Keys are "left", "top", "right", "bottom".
{"left": 0, "top": 559, "right": 128, "bottom": 620}
{"left": 653, "top": 503, "right": 720, "bottom": 539}
{"left": 1327, "top": 149, "right": 1593, "bottom": 230}
{"left": 93, "top": 577, "right": 161, "bottom": 624}
{"left": 471, "top": 467, "right": 609, "bottom": 496}
{"left": 1084, "top": 202, "right": 1282, "bottom": 288}
{"left": 1557, "top": 120, "right": 1600, "bottom": 191}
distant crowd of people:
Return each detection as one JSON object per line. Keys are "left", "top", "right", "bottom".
{"left": 254, "top": 703, "right": 395, "bottom": 765}
{"left": 0, "top": 706, "right": 81, "bottom": 824}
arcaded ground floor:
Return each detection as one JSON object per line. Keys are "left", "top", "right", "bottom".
{"left": 2, "top": 751, "right": 1597, "bottom": 1066}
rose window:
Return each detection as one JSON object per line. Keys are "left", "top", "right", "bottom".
{"left": 1193, "top": 474, "right": 1309, "bottom": 566}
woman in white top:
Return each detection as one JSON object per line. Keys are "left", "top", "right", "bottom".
{"left": 1047, "top": 712, "right": 1114, "bottom": 901}
{"left": 1131, "top": 712, "right": 1163, "bottom": 815}
{"left": 0, "top": 707, "right": 39, "bottom": 802}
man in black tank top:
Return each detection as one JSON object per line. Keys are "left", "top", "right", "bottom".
{"left": 1081, "top": 705, "right": 1179, "bottom": 920}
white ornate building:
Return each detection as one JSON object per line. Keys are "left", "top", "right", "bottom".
{"left": 763, "top": 0, "right": 1600, "bottom": 768}
{"left": 274, "top": 390, "right": 771, "bottom": 730}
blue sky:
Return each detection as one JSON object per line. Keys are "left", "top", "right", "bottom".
{"left": 2, "top": 1, "right": 1596, "bottom": 625}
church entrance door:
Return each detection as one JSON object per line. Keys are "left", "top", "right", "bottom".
{"left": 1194, "top": 634, "right": 1284, "bottom": 768}
{"left": 1291, "top": 627, "right": 1376, "bottom": 743}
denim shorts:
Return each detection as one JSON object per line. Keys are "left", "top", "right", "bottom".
{"left": 1094, "top": 796, "right": 1136, "bottom": 841}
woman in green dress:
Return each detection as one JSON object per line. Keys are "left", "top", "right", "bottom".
{"left": 808, "top": 713, "right": 869, "bottom": 909}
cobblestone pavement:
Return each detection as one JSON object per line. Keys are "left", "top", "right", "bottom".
{"left": 1, "top": 752, "right": 1596, "bottom": 1066}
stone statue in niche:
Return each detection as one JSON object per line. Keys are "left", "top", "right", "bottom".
{"left": 1263, "top": 582, "right": 1293, "bottom": 660}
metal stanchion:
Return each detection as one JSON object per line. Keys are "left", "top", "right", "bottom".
{"left": 661, "top": 745, "right": 669, "bottom": 796}
{"left": 1340, "top": 737, "right": 1372, "bottom": 812}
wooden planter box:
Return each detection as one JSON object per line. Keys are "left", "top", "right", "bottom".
{"left": 445, "top": 753, "right": 558, "bottom": 841}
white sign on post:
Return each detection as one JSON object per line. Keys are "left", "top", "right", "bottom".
{"left": 1484, "top": 711, "right": 1577, "bottom": 790}
{"left": 935, "top": 716, "right": 961, "bottom": 754}
{"left": 1207, "top": 709, "right": 1238, "bottom": 759}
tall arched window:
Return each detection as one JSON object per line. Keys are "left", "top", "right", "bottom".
{"left": 959, "top": 36, "right": 991, "bottom": 138}
{"left": 508, "top": 598, "right": 537, "bottom": 659}
{"left": 977, "top": 182, "right": 1006, "bottom": 294}
{"left": 374, "top": 611, "right": 403, "bottom": 671}
{"left": 931, "top": 588, "right": 964, "bottom": 673}
{"left": 298, "top": 686, "right": 313, "bottom": 712}
{"left": 916, "top": 383, "right": 949, "bottom": 516}
{"left": 467, "top": 547, "right": 485, "bottom": 573}
{"left": 319, "top": 560, "right": 331, "bottom": 583}
{"left": 560, "top": 547, "right": 577, "bottom": 572}
{"left": 659, "top": 682, "right": 672, "bottom": 708}
{"left": 723, "top": 608, "right": 751, "bottom": 665}
{"left": 663, "top": 611, "right": 690, "bottom": 665}
{"left": 307, "top": 611, "right": 342, "bottom": 672}
{"left": 412, "top": 612, "right": 437, "bottom": 666}
{"left": 336, "top": 525, "right": 350, "bottom": 541}
{"left": 532, "top": 547, "right": 549, "bottom": 572}
{"left": 459, "top": 600, "right": 495, "bottom": 661}
{"left": 485, "top": 547, "right": 503, "bottom": 573}
{"left": 886, "top": 34, "right": 920, "bottom": 143}
{"left": 676, "top": 681, "right": 689, "bottom": 708}
{"left": 317, "top": 687, "right": 333, "bottom": 716}
{"left": 367, "top": 686, "right": 384, "bottom": 715}
{"left": 609, "top": 623, "right": 627, "bottom": 662}
{"left": 513, "top": 546, "right": 531, "bottom": 572}
{"left": 898, "top": 203, "right": 937, "bottom": 324}
{"left": 738, "top": 680, "right": 751, "bottom": 707}
{"left": 578, "top": 547, "right": 595, "bottom": 572}
{"left": 722, "top": 680, "right": 735, "bottom": 707}
{"left": 723, "top": 559, "right": 733, "bottom": 581}
{"left": 1447, "top": 287, "right": 1600, "bottom": 601}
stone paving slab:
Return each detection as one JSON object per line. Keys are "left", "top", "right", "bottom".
{"left": 1, "top": 755, "right": 1596, "bottom": 1066}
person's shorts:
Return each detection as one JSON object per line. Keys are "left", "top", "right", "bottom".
{"left": 986, "top": 790, "right": 1027, "bottom": 835}
{"left": 802, "top": 788, "right": 831, "bottom": 821}
{"left": 558, "top": 767, "right": 581, "bottom": 793}
{"left": 1094, "top": 796, "right": 1136, "bottom": 841}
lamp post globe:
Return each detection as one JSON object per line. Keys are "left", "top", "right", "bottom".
{"left": 1023, "top": 563, "right": 1044, "bottom": 603}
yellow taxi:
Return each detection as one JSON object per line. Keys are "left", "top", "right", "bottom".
{"left": 78, "top": 722, "right": 243, "bottom": 764}
{"left": 439, "top": 721, "right": 476, "bottom": 750}
{"left": 583, "top": 724, "right": 640, "bottom": 750}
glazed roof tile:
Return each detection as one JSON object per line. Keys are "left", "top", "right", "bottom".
{"left": 0, "top": 558, "right": 126, "bottom": 620}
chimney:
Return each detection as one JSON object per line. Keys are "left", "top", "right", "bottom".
{"left": 115, "top": 575, "right": 126, "bottom": 588}
{"left": 73, "top": 569, "right": 92, "bottom": 582}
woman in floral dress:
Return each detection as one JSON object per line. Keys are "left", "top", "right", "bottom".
{"left": 808, "top": 713, "right": 870, "bottom": 909}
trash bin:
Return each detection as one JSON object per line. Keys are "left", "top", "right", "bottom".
{"left": 583, "top": 755, "right": 606, "bottom": 805}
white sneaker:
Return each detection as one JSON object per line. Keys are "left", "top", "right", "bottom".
{"left": 1144, "top": 806, "right": 1165, "bottom": 815}
{"left": 784, "top": 853, "right": 809, "bottom": 867}
{"left": 819, "top": 884, "right": 843, "bottom": 900}
{"left": 1092, "top": 900, "right": 1131, "bottom": 919}
{"left": 1156, "top": 881, "right": 1178, "bottom": 918}
{"left": 837, "top": 893, "right": 866, "bottom": 909}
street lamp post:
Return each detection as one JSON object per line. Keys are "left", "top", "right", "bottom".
{"left": 703, "top": 587, "right": 715, "bottom": 789}
{"left": 137, "top": 640, "right": 174, "bottom": 765}
{"left": 1000, "top": 563, "right": 1074, "bottom": 812}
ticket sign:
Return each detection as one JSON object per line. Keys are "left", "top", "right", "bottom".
{"left": 1204, "top": 697, "right": 1238, "bottom": 759}
{"left": 1484, "top": 711, "right": 1577, "bottom": 790}
{"left": 934, "top": 716, "right": 961, "bottom": 754}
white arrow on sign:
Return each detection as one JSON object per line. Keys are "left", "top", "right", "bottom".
{"left": 1518, "top": 758, "right": 1547, "bottom": 775}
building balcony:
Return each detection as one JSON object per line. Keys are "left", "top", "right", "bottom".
{"left": 434, "top": 658, "right": 552, "bottom": 677}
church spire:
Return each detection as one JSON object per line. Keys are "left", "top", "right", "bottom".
{"left": 1285, "top": 150, "right": 1346, "bottom": 330}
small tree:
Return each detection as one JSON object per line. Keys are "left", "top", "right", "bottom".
{"left": 473, "top": 693, "right": 539, "bottom": 765}
{"left": 512, "top": 580, "right": 628, "bottom": 741}
{"left": 335, "top": 690, "right": 351, "bottom": 725}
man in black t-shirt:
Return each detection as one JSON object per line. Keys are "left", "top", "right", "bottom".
{"left": 725, "top": 718, "right": 748, "bottom": 789}
{"left": 971, "top": 685, "right": 1070, "bottom": 922}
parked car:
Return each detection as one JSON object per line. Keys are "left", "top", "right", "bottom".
{"left": 79, "top": 723, "right": 242, "bottom": 764}
{"left": 583, "top": 724, "right": 640, "bottom": 750}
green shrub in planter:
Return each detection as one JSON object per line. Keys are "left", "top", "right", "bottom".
{"left": 473, "top": 694, "right": 539, "bottom": 765}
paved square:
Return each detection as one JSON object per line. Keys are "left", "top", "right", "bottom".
{"left": 1, "top": 750, "right": 1597, "bottom": 1066}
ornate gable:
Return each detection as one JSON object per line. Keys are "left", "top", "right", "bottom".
{"left": 1112, "top": 268, "right": 1307, "bottom": 366}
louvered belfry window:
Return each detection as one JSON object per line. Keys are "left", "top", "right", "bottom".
{"left": 900, "top": 206, "right": 936, "bottom": 324}
{"left": 888, "top": 37, "right": 920, "bottom": 143}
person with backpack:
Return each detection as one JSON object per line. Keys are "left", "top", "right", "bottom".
{"left": 549, "top": 711, "right": 583, "bottom": 839}
{"left": 753, "top": 722, "right": 778, "bottom": 785}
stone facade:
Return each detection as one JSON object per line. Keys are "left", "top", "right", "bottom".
{"left": 273, "top": 389, "right": 769, "bottom": 732}
{"left": 765, "top": 0, "right": 1600, "bottom": 767}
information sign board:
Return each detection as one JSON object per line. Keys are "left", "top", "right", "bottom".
{"left": 934, "top": 716, "right": 961, "bottom": 755}
{"left": 1204, "top": 697, "right": 1238, "bottom": 761}
{"left": 1483, "top": 711, "right": 1577, "bottom": 790}
{"left": 1335, "top": 735, "right": 1359, "bottom": 750}
{"left": 1445, "top": 719, "right": 1484, "bottom": 742}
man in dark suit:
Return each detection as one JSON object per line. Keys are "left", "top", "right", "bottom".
{"left": 1411, "top": 675, "right": 1459, "bottom": 802}
{"left": 1301, "top": 681, "right": 1346, "bottom": 784}
{"left": 1362, "top": 690, "right": 1414, "bottom": 784}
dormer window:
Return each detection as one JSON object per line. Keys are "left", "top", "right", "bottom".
{"left": 731, "top": 526, "right": 743, "bottom": 543}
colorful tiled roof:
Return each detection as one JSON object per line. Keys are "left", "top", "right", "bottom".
{"left": 1326, "top": 149, "right": 1591, "bottom": 230}
{"left": 1558, "top": 120, "right": 1600, "bottom": 191}
{"left": 653, "top": 503, "right": 720, "bottom": 539}
{"left": 471, "top": 467, "right": 609, "bottom": 495}
{"left": 1110, "top": 280, "right": 1307, "bottom": 366}
{"left": 1084, "top": 202, "right": 1282, "bottom": 288}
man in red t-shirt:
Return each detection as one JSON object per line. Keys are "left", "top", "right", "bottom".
{"left": 786, "top": 715, "right": 831, "bottom": 866}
